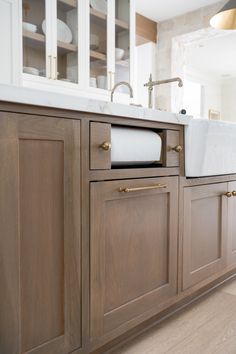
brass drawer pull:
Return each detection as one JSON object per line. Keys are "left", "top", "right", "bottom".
{"left": 119, "top": 184, "right": 167, "bottom": 193}
{"left": 224, "top": 191, "right": 236, "bottom": 198}
{"left": 100, "top": 142, "right": 111, "bottom": 151}
{"left": 225, "top": 192, "right": 233, "bottom": 198}
{"left": 172, "top": 145, "right": 183, "bottom": 153}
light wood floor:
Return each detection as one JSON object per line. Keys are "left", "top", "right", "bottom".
{"left": 112, "top": 278, "right": 236, "bottom": 354}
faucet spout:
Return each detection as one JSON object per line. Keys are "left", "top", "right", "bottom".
{"left": 111, "top": 82, "right": 134, "bottom": 103}
{"left": 144, "top": 74, "right": 183, "bottom": 109}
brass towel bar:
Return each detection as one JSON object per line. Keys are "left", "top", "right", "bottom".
{"left": 119, "top": 184, "right": 167, "bottom": 193}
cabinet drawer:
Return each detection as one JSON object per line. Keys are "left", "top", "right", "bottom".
{"left": 162, "top": 130, "right": 182, "bottom": 167}
{"left": 90, "top": 122, "right": 111, "bottom": 170}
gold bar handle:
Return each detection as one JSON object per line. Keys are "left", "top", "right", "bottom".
{"left": 119, "top": 184, "right": 167, "bottom": 193}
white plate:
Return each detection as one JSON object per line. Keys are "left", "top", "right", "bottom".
{"left": 42, "top": 19, "right": 72, "bottom": 44}
{"left": 90, "top": 0, "right": 107, "bottom": 14}
{"left": 23, "top": 22, "right": 37, "bottom": 33}
{"left": 115, "top": 48, "right": 125, "bottom": 61}
{"left": 23, "top": 66, "right": 39, "bottom": 75}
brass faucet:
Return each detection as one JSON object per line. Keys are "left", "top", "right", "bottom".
{"left": 144, "top": 74, "right": 183, "bottom": 109}
{"left": 111, "top": 81, "right": 134, "bottom": 103}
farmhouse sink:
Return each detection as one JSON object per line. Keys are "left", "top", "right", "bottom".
{"left": 185, "top": 119, "right": 236, "bottom": 177}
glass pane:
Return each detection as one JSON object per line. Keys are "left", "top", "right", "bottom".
{"left": 115, "top": 0, "right": 130, "bottom": 93}
{"left": 57, "top": 0, "right": 78, "bottom": 83}
{"left": 22, "top": 0, "right": 46, "bottom": 77}
{"left": 90, "top": 1, "right": 108, "bottom": 90}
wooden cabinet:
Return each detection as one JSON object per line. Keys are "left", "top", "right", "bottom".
{"left": 90, "top": 177, "right": 178, "bottom": 338}
{"left": 227, "top": 181, "right": 236, "bottom": 266}
{"left": 182, "top": 183, "right": 228, "bottom": 291}
{"left": 0, "top": 113, "right": 81, "bottom": 354}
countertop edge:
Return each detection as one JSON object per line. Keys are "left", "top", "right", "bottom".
{"left": 0, "top": 84, "right": 192, "bottom": 126}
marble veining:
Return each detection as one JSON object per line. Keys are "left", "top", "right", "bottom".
{"left": 0, "top": 84, "right": 191, "bottom": 125}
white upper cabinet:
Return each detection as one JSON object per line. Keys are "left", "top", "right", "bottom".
{"left": 114, "top": 0, "right": 135, "bottom": 93}
{"left": 22, "top": 0, "right": 48, "bottom": 79}
{"left": 22, "top": 0, "right": 80, "bottom": 86}
{"left": 0, "top": 0, "right": 21, "bottom": 85}
{"left": 20, "top": 0, "right": 135, "bottom": 102}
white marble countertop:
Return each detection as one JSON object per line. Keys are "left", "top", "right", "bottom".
{"left": 0, "top": 84, "right": 192, "bottom": 125}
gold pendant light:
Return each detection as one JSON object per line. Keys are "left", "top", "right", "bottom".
{"left": 210, "top": 0, "right": 236, "bottom": 29}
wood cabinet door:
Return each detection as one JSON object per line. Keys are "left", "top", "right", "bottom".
{"left": 227, "top": 181, "right": 236, "bottom": 266}
{"left": 183, "top": 183, "right": 228, "bottom": 291}
{"left": 90, "top": 177, "right": 178, "bottom": 338}
{"left": 0, "top": 113, "right": 81, "bottom": 354}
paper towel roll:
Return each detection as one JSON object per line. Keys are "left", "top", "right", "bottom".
{"left": 111, "top": 127, "right": 162, "bottom": 166}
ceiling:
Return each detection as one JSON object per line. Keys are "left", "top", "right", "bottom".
{"left": 185, "top": 32, "right": 236, "bottom": 78}
{"left": 135, "top": 0, "right": 222, "bottom": 22}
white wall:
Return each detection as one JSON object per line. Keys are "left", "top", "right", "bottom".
{"left": 136, "top": 42, "right": 157, "bottom": 107}
{"left": 184, "top": 68, "right": 222, "bottom": 119}
{"left": 221, "top": 78, "right": 236, "bottom": 122}
{"left": 156, "top": 0, "right": 227, "bottom": 111}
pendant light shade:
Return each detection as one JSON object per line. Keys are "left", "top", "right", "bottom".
{"left": 210, "top": 0, "right": 236, "bottom": 29}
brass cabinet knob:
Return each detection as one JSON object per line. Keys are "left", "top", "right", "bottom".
{"left": 172, "top": 145, "right": 183, "bottom": 153}
{"left": 100, "top": 142, "right": 111, "bottom": 151}
{"left": 225, "top": 192, "right": 233, "bottom": 198}
{"left": 232, "top": 191, "right": 236, "bottom": 197}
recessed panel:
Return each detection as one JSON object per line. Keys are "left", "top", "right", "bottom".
{"left": 191, "top": 196, "right": 221, "bottom": 272}
{"left": 104, "top": 193, "right": 169, "bottom": 313}
{"left": 19, "top": 139, "right": 64, "bottom": 352}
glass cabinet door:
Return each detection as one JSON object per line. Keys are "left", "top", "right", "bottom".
{"left": 22, "top": 0, "right": 47, "bottom": 78}
{"left": 114, "top": 0, "right": 131, "bottom": 93}
{"left": 89, "top": 1, "right": 108, "bottom": 90}
{"left": 56, "top": 0, "right": 79, "bottom": 83}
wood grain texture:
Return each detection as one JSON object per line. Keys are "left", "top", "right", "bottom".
{"left": 136, "top": 13, "right": 157, "bottom": 45}
{"left": 20, "top": 140, "right": 64, "bottom": 352}
{"left": 90, "top": 122, "right": 111, "bottom": 170}
{"left": 1, "top": 102, "right": 236, "bottom": 354}
{"left": 0, "top": 116, "right": 20, "bottom": 354}
{"left": 90, "top": 177, "right": 178, "bottom": 338}
{"left": 0, "top": 113, "right": 81, "bottom": 354}
{"left": 183, "top": 183, "right": 228, "bottom": 291}
{"left": 162, "top": 130, "right": 181, "bottom": 167}
{"left": 227, "top": 181, "right": 236, "bottom": 266}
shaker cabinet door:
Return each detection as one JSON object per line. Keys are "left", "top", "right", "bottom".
{"left": 90, "top": 177, "right": 178, "bottom": 339}
{"left": 0, "top": 113, "right": 81, "bottom": 354}
{"left": 182, "top": 183, "right": 228, "bottom": 291}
